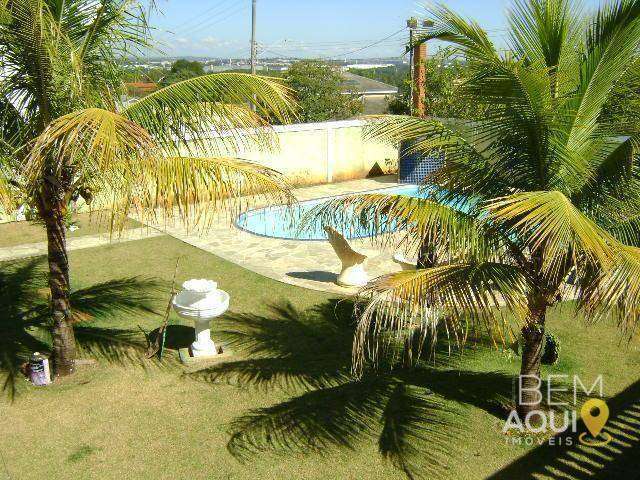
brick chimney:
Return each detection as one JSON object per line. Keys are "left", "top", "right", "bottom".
{"left": 412, "top": 41, "right": 427, "bottom": 117}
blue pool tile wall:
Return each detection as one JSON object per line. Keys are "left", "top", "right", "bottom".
{"left": 398, "top": 141, "right": 444, "bottom": 184}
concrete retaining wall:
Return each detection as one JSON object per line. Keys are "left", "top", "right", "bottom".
{"left": 210, "top": 119, "right": 398, "bottom": 186}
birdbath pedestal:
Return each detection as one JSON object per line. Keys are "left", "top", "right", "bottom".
{"left": 171, "top": 279, "right": 229, "bottom": 358}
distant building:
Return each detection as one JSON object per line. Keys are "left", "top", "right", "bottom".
{"left": 342, "top": 63, "right": 394, "bottom": 70}
{"left": 203, "top": 63, "right": 267, "bottom": 73}
{"left": 340, "top": 72, "right": 398, "bottom": 114}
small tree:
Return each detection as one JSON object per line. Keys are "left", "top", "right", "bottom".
{"left": 0, "top": 0, "right": 296, "bottom": 376}
{"left": 285, "top": 61, "right": 362, "bottom": 123}
{"left": 381, "top": 49, "right": 487, "bottom": 118}
{"left": 422, "top": 48, "right": 487, "bottom": 120}
{"left": 161, "top": 59, "right": 205, "bottom": 85}
{"left": 312, "top": 0, "right": 640, "bottom": 419}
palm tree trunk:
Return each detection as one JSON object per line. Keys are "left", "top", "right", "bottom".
{"left": 517, "top": 303, "right": 546, "bottom": 418}
{"left": 43, "top": 200, "right": 76, "bottom": 376}
{"left": 417, "top": 239, "right": 436, "bottom": 269}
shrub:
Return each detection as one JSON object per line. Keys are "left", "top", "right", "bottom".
{"left": 541, "top": 333, "right": 561, "bottom": 365}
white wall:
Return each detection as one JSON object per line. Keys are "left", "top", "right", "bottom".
{"left": 209, "top": 119, "right": 398, "bottom": 186}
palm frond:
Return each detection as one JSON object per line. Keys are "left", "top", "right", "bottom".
{"left": 76, "top": 0, "right": 151, "bottom": 62}
{"left": 486, "top": 191, "right": 615, "bottom": 277}
{"left": 507, "top": 0, "right": 583, "bottom": 90}
{"left": 24, "top": 107, "right": 294, "bottom": 230}
{"left": 352, "top": 263, "right": 528, "bottom": 375}
{"left": 364, "top": 116, "right": 489, "bottom": 168}
{"left": 363, "top": 115, "right": 514, "bottom": 198}
{"left": 0, "top": 94, "right": 28, "bottom": 150}
{"left": 109, "top": 155, "right": 295, "bottom": 230}
{"left": 462, "top": 62, "right": 560, "bottom": 190}
{"left": 122, "top": 73, "right": 297, "bottom": 155}
{"left": 590, "top": 134, "right": 638, "bottom": 186}
{"left": 1, "top": 0, "right": 56, "bottom": 125}
{"left": 606, "top": 215, "right": 640, "bottom": 246}
{"left": 419, "top": 3, "right": 500, "bottom": 64}
{"left": 0, "top": 156, "right": 18, "bottom": 214}
{"left": 417, "top": 0, "right": 566, "bottom": 181}
{"left": 571, "top": 133, "right": 640, "bottom": 214}
{"left": 578, "top": 244, "right": 640, "bottom": 335}
{"left": 303, "top": 192, "right": 510, "bottom": 263}
{"left": 564, "top": 0, "right": 640, "bottom": 161}
{"left": 24, "top": 107, "right": 156, "bottom": 187}
{"left": 363, "top": 115, "right": 454, "bottom": 147}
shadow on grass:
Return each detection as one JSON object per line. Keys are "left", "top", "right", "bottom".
{"left": 188, "top": 300, "right": 523, "bottom": 480}
{"left": 149, "top": 324, "right": 194, "bottom": 350}
{"left": 0, "top": 258, "right": 166, "bottom": 400}
{"left": 488, "top": 378, "right": 640, "bottom": 480}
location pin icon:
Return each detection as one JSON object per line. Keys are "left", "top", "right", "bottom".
{"left": 581, "top": 398, "right": 609, "bottom": 438}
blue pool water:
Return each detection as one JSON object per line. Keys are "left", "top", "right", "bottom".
{"left": 236, "top": 184, "right": 432, "bottom": 241}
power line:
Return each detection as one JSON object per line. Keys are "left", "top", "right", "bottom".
{"left": 187, "top": 5, "right": 249, "bottom": 37}
{"left": 168, "top": 0, "right": 233, "bottom": 33}
{"left": 259, "top": 43, "right": 405, "bottom": 61}
{"left": 185, "top": 5, "right": 246, "bottom": 36}
{"left": 266, "top": 39, "right": 405, "bottom": 49}
{"left": 260, "top": 45, "right": 404, "bottom": 60}
{"left": 274, "top": 37, "right": 408, "bottom": 47}
{"left": 172, "top": 2, "right": 247, "bottom": 36}
{"left": 258, "top": 31, "right": 407, "bottom": 59}
{"left": 258, "top": 48, "right": 299, "bottom": 60}
{"left": 265, "top": 40, "right": 405, "bottom": 53}
{"left": 272, "top": 29, "right": 507, "bottom": 50}
{"left": 319, "top": 27, "right": 407, "bottom": 59}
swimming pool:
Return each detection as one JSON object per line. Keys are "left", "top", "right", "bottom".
{"left": 236, "top": 184, "right": 431, "bottom": 241}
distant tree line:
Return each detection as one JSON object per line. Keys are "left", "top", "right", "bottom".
{"left": 124, "top": 51, "right": 544, "bottom": 123}
{"left": 123, "top": 59, "right": 363, "bottom": 123}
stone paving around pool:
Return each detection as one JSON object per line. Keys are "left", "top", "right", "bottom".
{"left": 143, "top": 176, "right": 408, "bottom": 294}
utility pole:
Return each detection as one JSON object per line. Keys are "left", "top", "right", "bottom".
{"left": 250, "top": 0, "right": 257, "bottom": 75}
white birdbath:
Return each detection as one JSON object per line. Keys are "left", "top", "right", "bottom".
{"left": 171, "top": 279, "right": 230, "bottom": 358}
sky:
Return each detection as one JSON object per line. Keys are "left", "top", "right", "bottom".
{"left": 148, "top": 0, "right": 603, "bottom": 59}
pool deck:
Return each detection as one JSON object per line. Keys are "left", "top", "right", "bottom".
{"left": 144, "top": 175, "right": 408, "bottom": 294}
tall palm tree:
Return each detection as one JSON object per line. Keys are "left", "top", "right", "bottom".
{"left": 0, "top": 0, "right": 296, "bottom": 376}
{"left": 312, "top": 0, "right": 640, "bottom": 417}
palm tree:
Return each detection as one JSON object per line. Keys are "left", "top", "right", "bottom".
{"left": 312, "top": 0, "right": 640, "bottom": 417}
{"left": 0, "top": 0, "right": 296, "bottom": 376}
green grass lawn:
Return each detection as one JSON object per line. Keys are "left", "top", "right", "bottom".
{"left": 0, "top": 234, "right": 639, "bottom": 480}
{"left": 0, "top": 213, "right": 141, "bottom": 248}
